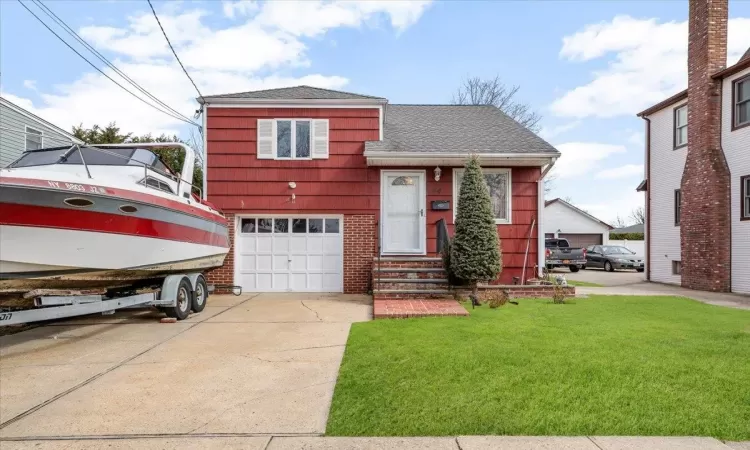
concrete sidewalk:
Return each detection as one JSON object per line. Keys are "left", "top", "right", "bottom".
{"left": 1, "top": 435, "right": 748, "bottom": 449}
{"left": 576, "top": 282, "right": 750, "bottom": 310}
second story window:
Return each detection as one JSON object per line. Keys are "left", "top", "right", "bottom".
{"left": 257, "top": 119, "right": 329, "bottom": 160}
{"left": 734, "top": 75, "right": 750, "bottom": 130}
{"left": 25, "top": 126, "right": 43, "bottom": 151}
{"left": 674, "top": 104, "right": 688, "bottom": 149}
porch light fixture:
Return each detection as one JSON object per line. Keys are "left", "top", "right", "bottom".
{"left": 434, "top": 166, "right": 441, "bottom": 181}
{"left": 288, "top": 181, "right": 296, "bottom": 189}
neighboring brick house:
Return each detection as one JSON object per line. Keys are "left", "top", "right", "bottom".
{"left": 637, "top": 0, "right": 750, "bottom": 294}
{"left": 199, "top": 86, "right": 559, "bottom": 294}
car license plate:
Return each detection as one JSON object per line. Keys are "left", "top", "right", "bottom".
{"left": 563, "top": 260, "right": 570, "bottom": 264}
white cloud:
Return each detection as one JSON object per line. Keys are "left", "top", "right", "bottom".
{"left": 595, "top": 164, "right": 644, "bottom": 180}
{"left": 550, "top": 16, "right": 750, "bottom": 118}
{"left": 549, "top": 142, "right": 627, "bottom": 179}
{"left": 578, "top": 189, "right": 645, "bottom": 226}
{"left": 7, "top": 1, "right": 431, "bottom": 136}
{"left": 627, "top": 130, "right": 644, "bottom": 148}
{"left": 22, "top": 80, "right": 37, "bottom": 90}
{"left": 222, "top": 1, "right": 258, "bottom": 19}
{"left": 539, "top": 120, "right": 580, "bottom": 140}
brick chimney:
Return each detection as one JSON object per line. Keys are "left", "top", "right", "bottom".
{"left": 680, "top": 0, "right": 731, "bottom": 292}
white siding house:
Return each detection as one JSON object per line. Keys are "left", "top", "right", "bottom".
{"left": 722, "top": 66, "right": 750, "bottom": 295}
{"left": 0, "top": 96, "right": 81, "bottom": 167}
{"left": 644, "top": 99, "right": 687, "bottom": 286}
{"left": 543, "top": 198, "right": 613, "bottom": 248}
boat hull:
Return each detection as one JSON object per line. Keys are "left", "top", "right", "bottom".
{"left": 0, "top": 179, "right": 230, "bottom": 294}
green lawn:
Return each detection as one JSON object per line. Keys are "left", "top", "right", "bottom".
{"left": 327, "top": 296, "right": 750, "bottom": 440}
{"left": 564, "top": 280, "right": 604, "bottom": 287}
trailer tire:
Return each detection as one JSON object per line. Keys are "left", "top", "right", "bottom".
{"left": 164, "top": 277, "right": 192, "bottom": 320}
{"left": 191, "top": 276, "right": 208, "bottom": 313}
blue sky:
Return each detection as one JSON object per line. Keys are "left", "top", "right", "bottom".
{"left": 2, "top": 0, "right": 750, "bottom": 223}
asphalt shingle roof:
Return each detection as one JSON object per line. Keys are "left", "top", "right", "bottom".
{"left": 202, "top": 85, "right": 385, "bottom": 100}
{"left": 365, "top": 105, "right": 559, "bottom": 155}
{"left": 611, "top": 223, "right": 645, "bottom": 234}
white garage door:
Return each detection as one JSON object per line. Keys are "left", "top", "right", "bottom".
{"left": 235, "top": 216, "right": 343, "bottom": 292}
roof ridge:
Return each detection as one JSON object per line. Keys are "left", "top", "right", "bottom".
{"left": 203, "top": 85, "right": 385, "bottom": 100}
{"left": 389, "top": 103, "right": 495, "bottom": 107}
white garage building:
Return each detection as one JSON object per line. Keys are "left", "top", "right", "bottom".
{"left": 544, "top": 198, "right": 614, "bottom": 248}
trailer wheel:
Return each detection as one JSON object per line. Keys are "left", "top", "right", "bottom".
{"left": 164, "top": 277, "right": 192, "bottom": 320}
{"left": 191, "top": 276, "right": 208, "bottom": 313}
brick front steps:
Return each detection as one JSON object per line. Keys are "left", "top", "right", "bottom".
{"left": 373, "top": 299, "right": 469, "bottom": 319}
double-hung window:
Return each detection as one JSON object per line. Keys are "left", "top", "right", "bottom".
{"left": 734, "top": 75, "right": 750, "bottom": 130}
{"left": 25, "top": 126, "right": 43, "bottom": 151}
{"left": 453, "top": 168, "right": 512, "bottom": 224}
{"left": 674, "top": 104, "right": 688, "bottom": 149}
{"left": 742, "top": 175, "right": 750, "bottom": 221}
{"left": 257, "top": 119, "right": 329, "bottom": 160}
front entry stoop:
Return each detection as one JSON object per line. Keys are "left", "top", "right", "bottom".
{"left": 371, "top": 257, "right": 468, "bottom": 318}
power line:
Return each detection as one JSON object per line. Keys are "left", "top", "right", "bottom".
{"left": 30, "top": 0, "right": 198, "bottom": 126}
{"left": 147, "top": 0, "right": 204, "bottom": 101}
{"left": 17, "top": 0, "right": 199, "bottom": 127}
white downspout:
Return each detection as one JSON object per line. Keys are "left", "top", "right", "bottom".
{"left": 538, "top": 158, "right": 557, "bottom": 277}
{"left": 202, "top": 103, "right": 208, "bottom": 200}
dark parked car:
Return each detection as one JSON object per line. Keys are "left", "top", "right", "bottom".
{"left": 585, "top": 245, "right": 645, "bottom": 272}
{"left": 545, "top": 238, "right": 586, "bottom": 272}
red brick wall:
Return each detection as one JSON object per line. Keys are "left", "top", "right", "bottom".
{"left": 343, "top": 215, "right": 376, "bottom": 293}
{"left": 681, "top": 0, "right": 732, "bottom": 292}
{"left": 206, "top": 213, "right": 235, "bottom": 293}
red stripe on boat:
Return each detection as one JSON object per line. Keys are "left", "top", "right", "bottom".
{"left": 0, "top": 203, "right": 229, "bottom": 248}
{"left": 0, "top": 177, "right": 226, "bottom": 226}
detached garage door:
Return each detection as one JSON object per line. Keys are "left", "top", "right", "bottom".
{"left": 559, "top": 233, "right": 603, "bottom": 248}
{"left": 236, "top": 216, "right": 343, "bottom": 292}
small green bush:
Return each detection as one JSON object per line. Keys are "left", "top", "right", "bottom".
{"left": 609, "top": 232, "right": 644, "bottom": 240}
{"left": 441, "top": 238, "right": 467, "bottom": 287}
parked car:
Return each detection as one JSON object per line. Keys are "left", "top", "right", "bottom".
{"left": 545, "top": 238, "right": 586, "bottom": 272}
{"left": 585, "top": 245, "right": 645, "bottom": 272}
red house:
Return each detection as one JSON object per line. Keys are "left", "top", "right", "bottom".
{"left": 200, "top": 86, "right": 559, "bottom": 295}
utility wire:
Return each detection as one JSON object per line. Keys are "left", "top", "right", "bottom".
{"left": 147, "top": 0, "right": 204, "bottom": 101}
{"left": 17, "top": 0, "right": 199, "bottom": 127}
{"left": 31, "top": 0, "right": 199, "bottom": 126}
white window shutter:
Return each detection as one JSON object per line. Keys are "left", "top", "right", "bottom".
{"left": 257, "top": 119, "right": 276, "bottom": 159}
{"left": 312, "top": 119, "right": 329, "bottom": 159}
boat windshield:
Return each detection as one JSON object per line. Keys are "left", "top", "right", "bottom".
{"left": 9, "top": 146, "right": 174, "bottom": 175}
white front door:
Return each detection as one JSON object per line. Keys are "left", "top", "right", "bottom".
{"left": 381, "top": 171, "right": 426, "bottom": 254}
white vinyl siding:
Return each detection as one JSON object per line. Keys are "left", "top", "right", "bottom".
{"left": 256, "top": 119, "right": 328, "bottom": 160}
{"left": 543, "top": 201, "right": 610, "bottom": 244}
{"left": 646, "top": 100, "right": 687, "bottom": 285}
{"left": 453, "top": 168, "right": 512, "bottom": 224}
{"left": 723, "top": 67, "right": 750, "bottom": 294}
{"left": 0, "top": 101, "right": 76, "bottom": 167}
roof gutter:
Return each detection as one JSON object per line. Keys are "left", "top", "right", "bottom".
{"left": 364, "top": 151, "right": 560, "bottom": 159}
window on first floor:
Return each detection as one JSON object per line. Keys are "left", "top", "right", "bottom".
{"left": 25, "top": 126, "right": 43, "bottom": 151}
{"left": 239, "top": 217, "right": 340, "bottom": 234}
{"left": 453, "top": 168, "right": 512, "bottom": 224}
{"left": 672, "top": 260, "right": 682, "bottom": 275}
{"left": 734, "top": 75, "right": 750, "bottom": 129}
{"left": 674, "top": 189, "right": 681, "bottom": 226}
{"left": 674, "top": 104, "right": 688, "bottom": 148}
{"left": 742, "top": 175, "right": 750, "bottom": 220}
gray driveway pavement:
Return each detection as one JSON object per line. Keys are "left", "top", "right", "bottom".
{"left": 0, "top": 293, "right": 371, "bottom": 442}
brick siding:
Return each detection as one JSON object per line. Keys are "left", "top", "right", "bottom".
{"left": 681, "top": 0, "right": 732, "bottom": 292}
{"left": 206, "top": 213, "right": 235, "bottom": 294}
{"left": 343, "top": 215, "right": 376, "bottom": 293}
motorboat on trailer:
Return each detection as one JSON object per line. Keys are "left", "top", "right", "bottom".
{"left": 0, "top": 142, "right": 230, "bottom": 295}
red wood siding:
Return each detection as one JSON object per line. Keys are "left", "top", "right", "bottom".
{"left": 206, "top": 106, "right": 541, "bottom": 287}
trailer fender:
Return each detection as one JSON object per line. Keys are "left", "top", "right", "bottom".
{"left": 160, "top": 274, "right": 190, "bottom": 306}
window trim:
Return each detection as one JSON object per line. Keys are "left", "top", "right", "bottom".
{"left": 25, "top": 125, "right": 43, "bottom": 151}
{"left": 673, "top": 104, "right": 688, "bottom": 149}
{"left": 273, "top": 118, "right": 312, "bottom": 160}
{"left": 452, "top": 167, "right": 512, "bottom": 225}
{"left": 674, "top": 189, "right": 681, "bottom": 226}
{"left": 732, "top": 74, "right": 750, "bottom": 131}
{"left": 741, "top": 175, "right": 750, "bottom": 221}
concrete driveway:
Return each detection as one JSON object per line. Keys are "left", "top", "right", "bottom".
{"left": 0, "top": 293, "right": 371, "bottom": 446}
{"left": 550, "top": 267, "right": 645, "bottom": 287}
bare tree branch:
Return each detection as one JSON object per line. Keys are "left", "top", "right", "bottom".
{"left": 629, "top": 206, "right": 645, "bottom": 225}
{"left": 452, "top": 75, "right": 542, "bottom": 132}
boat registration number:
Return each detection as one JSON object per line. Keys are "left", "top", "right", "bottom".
{"left": 48, "top": 181, "right": 109, "bottom": 195}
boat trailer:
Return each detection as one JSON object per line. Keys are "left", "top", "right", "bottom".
{"left": 0, "top": 273, "right": 209, "bottom": 326}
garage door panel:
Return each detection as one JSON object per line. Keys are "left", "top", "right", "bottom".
{"left": 235, "top": 216, "right": 343, "bottom": 292}
{"left": 558, "top": 233, "right": 603, "bottom": 248}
